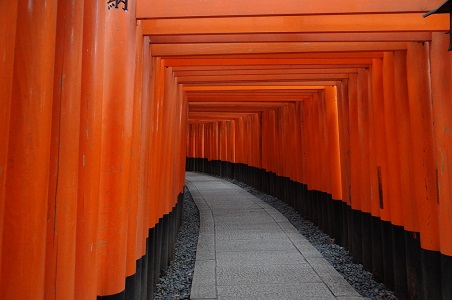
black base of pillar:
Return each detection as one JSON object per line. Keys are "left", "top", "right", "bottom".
{"left": 361, "top": 212, "right": 372, "bottom": 272}
{"left": 405, "top": 231, "right": 423, "bottom": 300}
{"left": 99, "top": 194, "right": 184, "bottom": 299}
{"left": 392, "top": 225, "right": 407, "bottom": 300}
{"left": 421, "top": 248, "right": 442, "bottom": 300}
{"left": 371, "top": 216, "right": 384, "bottom": 283}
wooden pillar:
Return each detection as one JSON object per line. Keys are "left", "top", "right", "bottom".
{"left": 407, "top": 42, "right": 440, "bottom": 251}
{"left": 382, "top": 51, "right": 410, "bottom": 298}
{"left": 148, "top": 57, "right": 161, "bottom": 230}
{"left": 348, "top": 73, "right": 362, "bottom": 214}
{"left": 138, "top": 35, "right": 151, "bottom": 263}
{"left": 0, "top": 1, "right": 18, "bottom": 279}
{"left": 126, "top": 20, "right": 144, "bottom": 279}
{"left": 430, "top": 32, "right": 452, "bottom": 300}
{"left": 406, "top": 41, "right": 441, "bottom": 299}
{"left": 74, "top": 1, "right": 106, "bottom": 298}
{"left": 97, "top": 0, "right": 136, "bottom": 295}
{"left": 1, "top": 0, "right": 58, "bottom": 298}
{"left": 325, "top": 86, "right": 342, "bottom": 201}
{"left": 392, "top": 52, "right": 416, "bottom": 232}
{"left": 336, "top": 80, "right": 352, "bottom": 207}
{"left": 348, "top": 73, "right": 364, "bottom": 263}
{"left": 357, "top": 69, "right": 372, "bottom": 218}
{"left": 44, "top": 0, "right": 84, "bottom": 299}
{"left": 382, "top": 52, "right": 403, "bottom": 226}
{"left": 335, "top": 80, "right": 352, "bottom": 249}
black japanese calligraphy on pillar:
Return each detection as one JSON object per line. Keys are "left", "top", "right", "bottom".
{"left": 107, "top": 0, "right": 128, "bottom": 11}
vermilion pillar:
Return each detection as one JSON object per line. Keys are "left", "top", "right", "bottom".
{"left": 382, "top": 52, "right": 403, "bottom": 227}
{"left": 406, "top": 42, "right": 440, "bottom": 252}
{"left": 1, "top": 0, "right": 58, "bottom": 298}
{"left": 138, "top": 36, "right": 151, "bottom": 258}
{"left": 324, "top": 87, "right": 342, "bottom": 201}
{"left": 406, "top": 41, "right": 441, "bottom": 299}
{"left": 44, "top": 0, "right": 84, "bottom": 299}
{"left": 126, "top": 19, "right": 144, "bottom": 278}
{"left": 0, "top": 1, "right": 18, "bottom": 280}
{"left": 357, "top": 69, "right": 372, "bottom": 218}
{"left": 392, "top": 51, "right": 415, "bottom": 232}
{"left": 97, "top": 0, "right": 136, "bottom": 295}
{"left": 430, "top": 32, "right": 452, "bottom": 300}
{"left": 348, "top": 73, "right": 362, "bottom": 214}
{"left": 149, "top": 57, "right": 164, "bottom": 229}
{"left": 369, "top": 59, "right": 390, "bottom": 221}
{"left": 336, "top": 80, "right": 352, "bottom": 207}
{"left": 74, "top": 1, "right": 106, "bottom": 298}
{"left": 431, "top": 32, "right": 452, "bottom": 257}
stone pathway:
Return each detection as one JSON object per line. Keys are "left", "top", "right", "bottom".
{"left": 186, "top": 172, "right": 363, "bottom": 300}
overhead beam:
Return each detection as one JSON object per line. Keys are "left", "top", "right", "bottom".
{"left": 189, "top": 101, "right": 289, "bottom": 107}
{"left": 166, "top": 52, "right": 385, "bottom": 60}
{"left": 185, "top": 81, "right": 341, "bottom": 86}
{"left": 142, "top": 14, "right": 448, "bottom": 36}
{"left": 186, "top": 94, "right": 316, "bottom": 102}
{"left": 171, "top": 65, "right": 371, "bottom": 71}
{"left": 189, "top": 106, "right": 291, "bottom": 113}
{"left": 177, "top": 73, "right": 351, "bottom": 84}
{"left": 149, "top": 32, "right": 432, "bottom": 44}
{"left": 173, "top": 68, "right": 361, "bottom": 76}
{"left": 152, "top": 42, "right": 408, "bottom": 56}
{"left": 164, "top": 58, "right": 374, "bottom": 67}
{"left": 183, "top": 85, "right": 326, "bottom": 91}
{"left": 137, "top": 0, "right": 444, "bottom": 19}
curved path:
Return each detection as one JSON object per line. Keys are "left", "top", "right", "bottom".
{"left": 186, "top": 172, "right": 363, "bottom": 300}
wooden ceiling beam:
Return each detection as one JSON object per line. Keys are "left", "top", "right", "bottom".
{"left": 177, "top": 73, "right": 351, "bottom": 84}
{"left": 152, "top": 42, "right": 407, "bottom": 56}
{"left": 171, "top": 65, "right": 370, "bottom": 71}
{"left": 184, "top": 81, "right": 341, "bottom": 86}
{"left": 183, "top": 85, "right": 326, "bottom": 91}
{"left": 164, "top": 58, "right": 374, "bottom": 67}
{"left": 137, "top": 0, "right": 444, "bottom": 19}
{"left": 173, "top": 68, "right": 360, "bottom": 76}
{"left": 149, "top": 32, "right": 432, "bottom": 44}
{"left": 189, "top": 101, "right": 289, "bottom": 107}
{"left": 142, "top": 14, "right": 447, "bottom": 36}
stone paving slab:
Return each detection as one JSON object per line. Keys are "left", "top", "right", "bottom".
{"left": 216, "top": 263, "right": 322, "bottom": 286}
{"left": 217, "top": 283, "right": 337, "bottom": 300}
{"left": 186, "top": 172, "right": 363, "bottom": 300}
{"left": 215, "top": 238, "right": 297, "bottom": 252}
{"left": 215, "top": 250, "right": 307, "bottom": 267}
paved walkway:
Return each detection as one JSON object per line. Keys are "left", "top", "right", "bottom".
{"left": 186, "top": 172, "right": 363, "bottom": 300}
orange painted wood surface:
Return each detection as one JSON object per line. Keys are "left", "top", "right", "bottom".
{"left": 1, "top": 0, "right": 58, "bottom": 298}
{"left": 138, "top": 0, "right": 445, "bottom": 19}
{"left": 142, "top": 14, "right": 448, "bottom": 36}
{"left": 74, "top": 1, "right": 105, "bottom": 298}
{"left": 97, "top": 5, "right": 136, "bottom": 295}
{"left": 431, "top": 32, "right": 452, "bottom": 256}
{"left": 149, "top": 32, "right": 432, "bottom": 44}
{"left": 126, "top": 19, "right": 144, "bottom": 277}
{"left": 406, "top": 42, "right": 440, "bottom": 251}
{"left": 44, "top": 0, "right": 84, "bottom": 298}
{"left": 0, "top": 1, "right": 18, "bottom": 283}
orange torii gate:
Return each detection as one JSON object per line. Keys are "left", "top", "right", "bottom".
{"left": 1, "top": 0, "right": 452, "bottom": 299}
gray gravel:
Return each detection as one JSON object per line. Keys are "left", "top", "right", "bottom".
{"left": 153, "top": 177, "right": 398, "bottom": 300}
{"left": 153, "top": 187, "right": 200, "bottom": 300}
{"left": 230, "top": 179, "right": 398, "bottom": 300}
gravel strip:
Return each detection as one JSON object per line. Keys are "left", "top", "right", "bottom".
{"left": 153, "top": 187, "right": 200, "bottom": 300}
{"left": 229, "top": 179, "right": 398, "bottom": 300}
